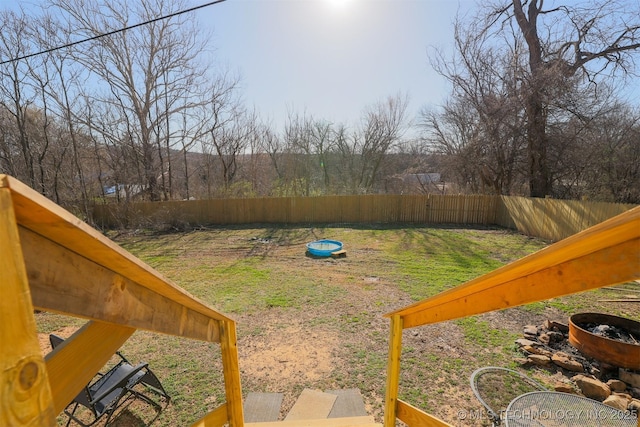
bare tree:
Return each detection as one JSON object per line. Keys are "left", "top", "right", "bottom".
{"left": 49, "top": 0, "right": 210, "bottom": 201}
{"left": 281, "top": 113, "right": 339, "bottom": 196}
{"left": 0, "top": 9, "right": 39, "bottom": 188}
{"left": 581, "top": 103, "right": 640, "bottom": 203}
{"left": 309, "top": 120, "right": 335, "bottom": 192}
{"left": 195, "top": 74, "right": 243, "bottom": 197}
{"left": 421, "top": 101, "right": 485, "bottom": 193}
{"left": 494, "top": 0, "right": 639, "bottom": 197}
{"left": 244, "top": 115, "right": 275, "bottom": 196}
{"left": 354, "top": 94, "right": 410, "bottom": 193}
{"left": 27, "top": 11, "right": 99, "bottom": 212}
{"left": 425, "top": 21, "right": 529, "bottom": 195}
{"left": 427, "top": 1, "right": 639, "bottom": 197}
{"left": 332, "top": 123, "right": 358, "bottom": 193}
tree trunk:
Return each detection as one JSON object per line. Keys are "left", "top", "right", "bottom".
{"left": 526, "top": 92, "right": 550, "bottom": 197}
{"left": 514, "top": 0, "right": 551, "bottom": 197}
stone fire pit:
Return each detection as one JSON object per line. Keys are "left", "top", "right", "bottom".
{"left": 515, "top": 317, "right": 640, "bottom": 415}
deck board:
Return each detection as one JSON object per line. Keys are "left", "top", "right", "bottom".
{"left": 284, "top": 389, "right": 337, "bottom": 421}
{"left": 246, "top": 415, "right": 379, "bottom": 427}
{"left": 326, "top": 389, "right": 368, "bottom": 418}
{"left": 244, "top": 392, "right": 283, "bottom": 422}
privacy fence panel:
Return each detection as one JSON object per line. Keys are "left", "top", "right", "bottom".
{"left": 92, "top": 195, "right": 636, "bottom": 242}
{"left": 496, "top": 197, "right": 637, "bottom": 241}
{"left": 93, "top": 194, "right": 500, "bottom": 228}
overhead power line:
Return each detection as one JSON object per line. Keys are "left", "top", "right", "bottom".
{"left": 0, "top": 0, "right": 228, "bottom": 65}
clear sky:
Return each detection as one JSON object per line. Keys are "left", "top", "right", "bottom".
{"left": 197, "top": 0, "right": 478, "bottom": 130}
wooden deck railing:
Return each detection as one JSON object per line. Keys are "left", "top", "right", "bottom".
{"left": 0, "top": 174, "right": 244, "bottom": 427}
{"left": 382, "top": 205, "right": 640, "bottom": 426}
{"left": 3, "top": 171, "right": 638, "bottom": 427}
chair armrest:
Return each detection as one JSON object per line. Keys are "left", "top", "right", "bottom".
{"left": 89, "top": 363, "right": 148, "bottom": 405}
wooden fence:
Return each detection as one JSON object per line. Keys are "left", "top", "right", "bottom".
{"left": 92, "top": 194, "right": 499, "bottom": 228}
{"left": 92, "top": 194, "right": 636, "bottom": 242}
{"left": 496, "top": 196, "right": 637, "bottom": 241}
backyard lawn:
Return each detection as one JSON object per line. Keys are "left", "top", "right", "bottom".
{"left": 36, "top": 224, "right": 640, "bottom": 426}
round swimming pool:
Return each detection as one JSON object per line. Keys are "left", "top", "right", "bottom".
{"left": 306, "top": 239, "right": 343, "bottom": 257}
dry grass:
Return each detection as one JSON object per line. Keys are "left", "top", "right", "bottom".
{"left": 36, "top": 224, "right": 639, "bottom": 426}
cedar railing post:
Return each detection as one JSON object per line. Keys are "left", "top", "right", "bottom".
{"left": 384, "top": 314, "right": 403, "bottom": 427}
{"left": 0, "top": 180, "right": 56, "bottom": 426}
{"left": 220, "top": 320, "right": 244, "bottom": 427}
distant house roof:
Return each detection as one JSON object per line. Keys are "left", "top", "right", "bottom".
{"left": 404, "top": 173, "right": 441, "bottom": 184}
{"left": 103, "top": 184, "right": 144, "bottom": 198}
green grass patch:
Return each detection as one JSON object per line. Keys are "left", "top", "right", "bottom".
{"left": 456, "top": 317, "right": 519, "bottom": 349}
{"left": 163, "top": 257, "right": 347, "bottom": 314}
{"left": 385, "top": 228, "right": 545, "bottom": 300}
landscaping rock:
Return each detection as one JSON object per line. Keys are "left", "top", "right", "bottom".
{"left": 589, "top": 366, "right": 602, "bottom": 377}
{"left": 554, "top": 383, "right": 577, "bottom": 394}
{"left": 552, "top": 352, "right": 584, "bottom": 372}
{"left": 629, "top": 399, "right": 640, "bottom": 413}
{"left": 515, "top": 338, "right": 538, "bottom": 347}
{"left": 537, "top": 331, "right": 564, "bottom": 345}
{"left": 515, "top": 318, "right": 637, "bottom": 407}
{"left": 521, "top": 344, "right": 535, "bottom": 353}
{"left": 524, "top": 325, "right": 538, "bottom": 336}
{"left": 528, "top": 354, "right": 552, "bottom": 366}
{"left": 572, "top": 374, "right": 611, "bottom": 401}
{"left": 523, "top": 345, "right": 553, "bottom": 357}
{"left": 546, "top": 331, "right": 565, "bottom": 344}
{"left": 607, "top": 379, "right": 627, "bottom": 392}
{"left": 619, "top": 369, "right": 640, "bottom": 388}
{"left": 603, "top": 394, "right": 631, "bottom": 410}
{"left": 538, "top": 333, "right": 551, "bottom": 344}
{"left": 545, "top": 320, "right": 569, "bottom": 333}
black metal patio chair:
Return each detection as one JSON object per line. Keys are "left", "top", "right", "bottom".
{"left": 470, "top": 366, "right": 547, "bottom": 426}
{"left": 50, "top": 334, "right": 170, "bottom": 426}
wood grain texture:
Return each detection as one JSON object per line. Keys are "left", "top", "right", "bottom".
{"left": 220, "top": 320, "right": 244, "bottom": 427}
{"left": 21, "top": 227, "right": 221, "bottom": 342}
{"left": 2, "top": 174, "right": 245, "bottom": 425}
{"left": 396, "top": 400, "right": 453, "bottom": 427}
{"left": 3, "top": 174, "right": 232, "bottom": 324}
{"left": 383, "top": 315, "right": 402, "bottom": 427}
{"left": 0, "top": 186, "right": 56, "bottom": 426}
{"left": 400, "top": 239, "right": 639, "bottom": 328}
{"left": 189, "top": 403, "right": 229, "bottom": 427}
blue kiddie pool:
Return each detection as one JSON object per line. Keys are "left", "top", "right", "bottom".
{"left": 306, "top": 239, "right": 343, "bottom": 257}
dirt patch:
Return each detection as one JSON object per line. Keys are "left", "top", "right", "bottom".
{"left": 239, "top": 323, "right": 339, "bottom": 385}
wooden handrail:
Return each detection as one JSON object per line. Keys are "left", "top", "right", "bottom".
{"left": 383, "top": 206, "right": 640, "bottom": 426}
{"left": 0, "top": 175, "right": 244, "bottom": 427}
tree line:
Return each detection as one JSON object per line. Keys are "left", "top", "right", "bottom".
{"left": 1, "top": 0, "right": 638, "bottom": 222}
